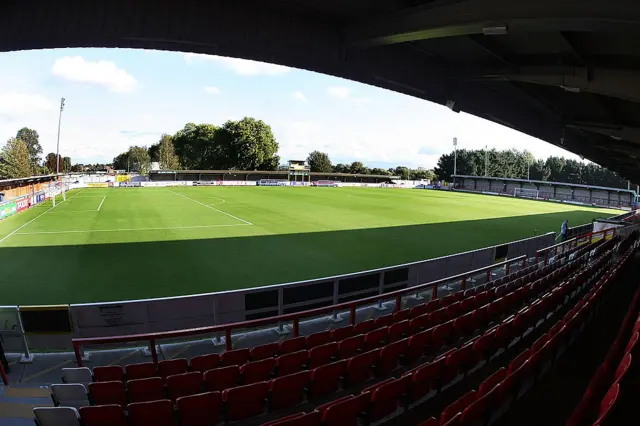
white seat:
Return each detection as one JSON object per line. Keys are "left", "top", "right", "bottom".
{"left": 34, "top": 407, "right": 80, "bottom": 426}
{"left": 51, "top": 384, "right": 89, "bottom": 409}
{"left": 61, "top": 367, "right": 92, "bottom": 386}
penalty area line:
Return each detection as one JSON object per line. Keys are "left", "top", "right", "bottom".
{"left": 14, "top": 223, "right": 251, "bottom": 236}
{"left": 167, "top": 189, "right": 253, "bottom": 225}
{"left": 97, "top": 196, "right": 106, "bottom": 211}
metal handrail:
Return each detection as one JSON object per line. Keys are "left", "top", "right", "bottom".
{"left": 72, "top": 255, "right": 527, "bottom": 366}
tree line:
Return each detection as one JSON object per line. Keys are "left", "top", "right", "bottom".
{"left": 433, "top": 148, "right": 631, "bottom": 189}
{"left": 0, "top": 128, "right": 72, "bottom": 179}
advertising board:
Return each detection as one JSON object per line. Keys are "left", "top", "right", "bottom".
{"left": 87, "top": 183, "right": 109, "bottom": 188}
{"left": 118, "top": 182, "right": 141, "bottom": 188}
{"left": 15, "top": 197, "right": 30, "bottom": 213}
{"left": 0, "top": 201, "right": 16, "bottom": 220}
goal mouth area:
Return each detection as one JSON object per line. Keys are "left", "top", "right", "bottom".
{"left": 514, "top": 188, "right": 540, "bottom": 199}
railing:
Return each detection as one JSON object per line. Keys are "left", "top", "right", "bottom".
{"left": 0, "top": 362, "right": 7, "bottom": 385}
{"left": 72, "top": 255, "right": 527, "bottom": 366}
{"left": 535, "top": 228, "right": 616, "bottom": 265}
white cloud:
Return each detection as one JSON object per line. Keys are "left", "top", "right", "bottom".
{"left": 51, "top": 56, "right": 138, "bottom": 93}
{"left": 0, "top": 93, "right": 55, "bottom": 117}
{"left": 292, "top": 91, "right": 307, "bottom": 102}
{"left": 183, "top": 53, "right": 290, "bottom": 76}
{"left": 204, "top": 86, "right": 221, "bottom": 95}
{"left": 328, "top": 86, "right": 351, "bottom": 99}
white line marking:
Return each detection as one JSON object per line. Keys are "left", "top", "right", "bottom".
{"left": 97, "top": 196, "right": 106, "bottom": 211}
{"left": 46, "top": 210, "right": 100, "bottom": 213}
{"left": 167, "top": 189, "right": 253, "bottom": 225}
{"left": 15, "top": 223, "right": 251, "bottom": 235}
{"left": 0, "top": 190, "right": 82, "bottom": 245}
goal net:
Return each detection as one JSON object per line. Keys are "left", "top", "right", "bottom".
{"left": 46, "top": 181, "right": 70, "bottom": 206}
{"left": 514, "top": 188, "right": 539, "bottom": 199}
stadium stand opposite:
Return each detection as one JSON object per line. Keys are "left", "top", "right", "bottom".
{"left": 29, "top": 228, "right": 639, "bottom": 426}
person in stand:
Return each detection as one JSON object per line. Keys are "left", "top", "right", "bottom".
{"left": 560, "top": 219, "right": 569, "bottom": 241}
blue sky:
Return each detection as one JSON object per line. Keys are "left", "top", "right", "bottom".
{"left": 0, "top": 48, "right": 579, "bottom": 168}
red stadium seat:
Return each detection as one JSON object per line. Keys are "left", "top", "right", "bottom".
{"left": 166, "top": 371, "right": 203, "bottom": 401}
{"left": 128, "top": 377, "right": 165, "bottom": 403}
{"left": 176, "top": 391, "right": 222, "bottom": 426}
{"left": 418, "top": 418, "right": 438, "bottom": 426}
{"left": 316, "top": 395, "right": 354, "bottom": 415}
{"left": 338, "top": 334, "right": 364, "bottom": 359}
{"left": 346, "top": 349, "right": 379, "bottom": 386}
{"left": 309, "top": 360, "right": 346, "bottom": 398}
{"left": 190, "top": 354, "right": 220, "bottom": 373}
{"left": 88, "top": 381, "right": 126, "bottom": 407}
{"left": 308, "top": 342, "right": 338, "bottom": 369}
{"left": 368, "top": 375, "right": 411, "bottom": 421}
{"left": 276, "top": 350, "right": 308, "bottom": 376}
{"left": 508, "top": 350, "right": 530, "bottom": 375}
{"left": 158, "top": 358, "right": 188, "bottom": 379}
{"left": 125, "top": 362, "right": 157, "bottom": 380}
{"left": 472, "top": 304, "right": 489, "bottom": 329}
{"left": 460, "top": 298, "right": 475, "bottom": 315}
{"left": 444, "top": 302, "right": 461, "bottom": 321}
{"left": 307, "top": 331, "right": 332, "bottom": 349}
{"left": 443, "top": 345, "right": 474, "bottom": 383}
{"left": 408, "top": 358, "right": 444, "bottom": 401}
{"left": 624, "top": 332, "right": 639, "bottom": 355}
{"left": 364, "top": 327, "right": 388, "bottom": 350}
{"left": 93, "top": 366, "right": 124, "bottom": 382}
{"left": 261, "top": 412, "right": 321, "bottom": 426}
{"left": 442, "top": 412, "right": 462, "bottom": 426}
{"left": 453, "top": 312, "right": 474, "bottom": 338}
{"left": 440, "top": 390, "right": 476, "bottom": 425}
{"left": 614, "top": 353, "right": 632, "bottom": 382}
{"left": 331, "top": 325, "right": 355, "bottom": 342}
{"left": 378, "top": 339, "right": 407, "bottom": 375}
{"left": 241, "top": 358, "right": 276, "bottom": 384}
{"left": 393, "top": 309, "right": 411, "bottom": 322}
{"left": 410, "top": 304, "right": 431, "bottom": 318}
{"left": 374, "top": 314, "right": 393, "bottom": 329}
{"left": 128, "top": 400, "right": 173, "bottom": 426}
{"left": 353, "top": 319, "right": 375, "bottom": 335}
{"left": 409, "top": 314, "right": 430, "bottom": 335}
{"left": 478, "top": 367, "right": 506, "bottom": 397}
{"left": 593, "top": 383, "right": 620, "bottom": 426}
{"left": 431, "top": 320, "right": 454, "bottom": 348}
{"left": 280, "top": 337, "right": 307, "bottom": 355}
{"left": 222, "top": 381, "right": 269, "bottom": 421}
{"left": 487, "top": 299, "right": 505, "bottom": 321}
{"left": 429, "top": 307, "right": 446, "bottom": 324}
{"left": 388, "top": 320, "right": 410, "bottom": 343}
{"left": 203, "top": 365, "right": 239, "bottom": 392}
{"left": 495, "top": 316, "right": 516, "bottom": 349}
{"left": 531, "top": 334, "right": 549, "bottom": 354}
{"left": 251, "top": 343, "right": 279, "bottom": 361}
{"left": 79, "top": 405, "right": 126, "bottom": 426}
{"left": 322, "top": 393, "right": 370, "bottom": 426}
{"left": 268, "top": 370, "right": 310, "bottom": 410}
{"left": 220, "top": 348, "right": 250, "bottom": 367}
{"left": 406, "top": 328, "right": 432, "bottom": 363}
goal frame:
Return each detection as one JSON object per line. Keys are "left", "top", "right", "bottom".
{"left": 513, "top": 187, "right": 540, "bottom": 199}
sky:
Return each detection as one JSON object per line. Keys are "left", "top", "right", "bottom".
{"left": 0, "top": 48, "right": 581, "bottom": 169}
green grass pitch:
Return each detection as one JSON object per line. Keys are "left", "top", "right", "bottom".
{"left": 0, "top": 187, "right": 619, "bottom": 305}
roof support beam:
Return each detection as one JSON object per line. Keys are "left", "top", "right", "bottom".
{"left": 345, "top": 0, "right": 640, "bottom": 47}
{"left": 459, "top": 66, "right": 640, "bottom": 104}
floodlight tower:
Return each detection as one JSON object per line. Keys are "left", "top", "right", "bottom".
{"left": 56, "top": 97, "right": 65, "bottom": 175}
{"left": 453, "top": 137, "right": 458, "bottom": 185}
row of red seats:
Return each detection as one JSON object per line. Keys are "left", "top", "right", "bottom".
{"left": 49, "top": 250, "right": 598, "bottom": 426}
{"left": 566, "top": 239, "right": 640, "bottom": 426}
{"left": 413, "top": 246, "right": 632, "bottom": 426}
{"left": 263, "top": 248, "right": 620, "bottom": 426}
{"left": 85, "top": 260, "right": 579, "bottom": 410}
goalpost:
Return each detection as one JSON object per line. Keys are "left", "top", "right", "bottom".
{"left": 514, "top": 188, "right": 540, "bottom": 199}
{"left": 47, "top": 180, "right": 69, "bottom": 207}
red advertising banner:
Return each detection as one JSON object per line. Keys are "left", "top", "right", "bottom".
{"left": 15, "top": 197, "right": 30, "bottom": 213}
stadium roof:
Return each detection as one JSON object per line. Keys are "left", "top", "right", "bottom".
{"left": 0, "top": 174, "right": 58, "bottom": 187}
{"left": 3, "top": 1, "right": 640, "bottom": 180}
{"left": 453, "top": 174, "right": 636, "bottom": 194}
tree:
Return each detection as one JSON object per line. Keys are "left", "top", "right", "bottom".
{"left": 148, "top": 142, "right": 161, "bottom": 163}
{"left": 158, "top": 134, "right": 180, "bottom": 170}
{"left": 44, "top": 153, "right": 61, "bottom": 173}
{"left": 62, "top": 157, "right": 71, "bottom": 173}
{"left": 0, "top": 138, "right": 32, "bottom": 179}
{"left": 307, "top": 151, "right": 332, "bottom": 173}
{"left": 16, "top": 127, "right": 42, "bottom": 174}
{"left": 128, "top": 146, "right": 151, "bottom": 173}
{"left": 215, "top": 117, "right": 280, "bottom": 170}
{"left": 113, "top": 152, "right": 131, "bottom": 171}
{"left": 172, "top": 122, "right": 220, "bottom": 170}
{"left": 349, "top": 161, "right": 368, "bottom": 174}
{"left": 393, "top": 166, "right": 410, "bottom": 180}
{"left": 333, "top": 163, "right": 349, "bottom": 173}
{"left": 370, "top": 168, "right": 390, "bottom": 176}
{"left": 71, "top": 164, "right": 84, "bottom": 172}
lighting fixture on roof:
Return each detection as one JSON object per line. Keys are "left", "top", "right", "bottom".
{"left": 482, "top": 26, "right": 508, "bottom": 35}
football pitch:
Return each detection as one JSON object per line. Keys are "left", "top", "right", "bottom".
{"left": 0, "top": 187, "right": 619, "bottom": 305}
